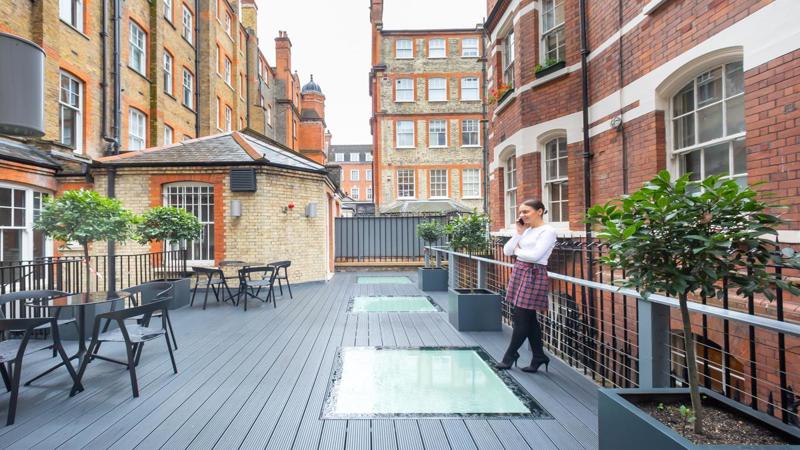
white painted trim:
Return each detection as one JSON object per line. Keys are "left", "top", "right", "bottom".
{"left": 643, "top": 0, "right": 671, "bottom": 15}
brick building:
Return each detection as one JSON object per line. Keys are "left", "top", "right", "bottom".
{"left": 485, "top": 0, "right": 800, "bottom": 242}
{"left": 369, "top": 0, "right": 485, "bottom": 216}
{"left": 329, "top": 144, "right": 375, "bottom": 216}
{"left": 0, "top": 0, "right": 338, "bottom": 281}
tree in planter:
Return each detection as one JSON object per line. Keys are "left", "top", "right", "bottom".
{"left": 416, "top": 220, "right": 445, "bottom": 268}
{"left": 34, "top": 189, "right": 136, "bottom": 293}
{"left": 586, "top": 170, "right": 800, "bottom": 434}
{"left": 448, "top": 212, "right": 490, "bottom": 255}
{"left": 135, "top": 206, "right": 203, "bottom": 257}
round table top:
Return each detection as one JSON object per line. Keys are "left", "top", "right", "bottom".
{"left": 26, "top": 290, "right": 133, "bottom": 307}
{"left": 218, "top": 261, "right": 264, "bottom": 268}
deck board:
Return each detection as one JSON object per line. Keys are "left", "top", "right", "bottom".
{"left": 0, "top": 271, "right": 600, "bottom": 449}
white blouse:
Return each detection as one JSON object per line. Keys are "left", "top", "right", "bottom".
{"left": 502, "top": 225, "right": 558, "bottom": 265}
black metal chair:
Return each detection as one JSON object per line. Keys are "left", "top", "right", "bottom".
{"left": 96, "top": 282, "right": 176, "bottom": 351}
{"left": 267, "top": 260, "right": 293, "bottom": 299}
{"left": 237, "top": 266, "right": 278, "bottom": 311}
{"left": 190, "top": 267, "right": 235, "bottom": 309}
{"left": 0, "top": 290, "right": 76, "bottom": 356}
{"left": 0, "top": 316, "right": 81, "bottom": 425}
{"left": 77, "top": 298, "right": 177, "bottom": 398}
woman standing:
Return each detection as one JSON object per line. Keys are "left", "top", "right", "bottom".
{"left": 495, "top": 199, "right": 558, "bottom": 373}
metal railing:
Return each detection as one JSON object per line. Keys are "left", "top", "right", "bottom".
{"left": 0, "top": 250, "right": 187, "bottom": 318}
{"left": 335, "top": 215, "right": 450, "bottom": 263}
{"left": 430, "top": 239, "right": 800, "bottom": 427}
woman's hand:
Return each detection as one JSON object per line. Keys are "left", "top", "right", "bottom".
{"left": 515, "top": 219, "right": 527, "bottom": 235}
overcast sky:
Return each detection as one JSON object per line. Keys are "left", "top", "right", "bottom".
{"left": 257, "top": 0, "right": 485, "bottom": 145}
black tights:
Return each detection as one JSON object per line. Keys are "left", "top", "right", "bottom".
{"left": 502, "top": 307, "right": 547, "bottom": 363}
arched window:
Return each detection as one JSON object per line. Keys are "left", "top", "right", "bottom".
{"left": 671, "top": 61, "right": 746, "bottom": 186}
{"left": 162, "top": 182, "right": 214, "bottom": 263}
{"left": 542, "top": 136, "right": 569, "bottom": 223}
{"left": 505, "top": 154, "right": 517, "bottom": 227}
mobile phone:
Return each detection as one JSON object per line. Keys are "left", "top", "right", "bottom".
{"left": 517, "top": 218, "right": 524, "bottom": 225}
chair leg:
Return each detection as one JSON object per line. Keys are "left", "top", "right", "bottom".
{"left": 0, "top": 363, "right": 10, "bottom": 392}
{"left": 163, "top": 311, "right": 178, "bottom": 350}
{"left": 270, "top": 285, "right": 277, "bottom": 308}
{"left": 277, "top": 279, "right": 284, "bottom": 296}
{"left": 190, "top": 280, "right": 199, "bottom": 307}
{"left": 202, "top": 283, "right": 210, "bottom": 310}
{"left": 73, "top": 340, "right": 96, "bottom": 397}
{"left": 7, "top": 360, "right": 22, "bottom": 426}
{"left": 134, "top": 342, "right": 144, "bottom": 367}
{"left": 165, "top": 334, "right": 178, "bottom": 374}
{"left": 54, "top": 333, "right": 82, "bottom": 393}
{"left": 124, "top": 343, "right": 140, "bottom": 398}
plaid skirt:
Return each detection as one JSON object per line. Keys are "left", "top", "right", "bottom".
{"left": 506, "top": 260, "right": 549, "bottom": 311}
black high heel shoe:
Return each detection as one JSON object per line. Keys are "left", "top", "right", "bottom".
{"left": 494, "top": 351, "right": 520, "bottom": 370}
{"left": 521, "top": 357, "right": 550, "bottom": 373}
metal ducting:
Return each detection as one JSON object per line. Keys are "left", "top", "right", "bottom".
{"left": 0, "top": 33, "right": 45, "bottom": 137}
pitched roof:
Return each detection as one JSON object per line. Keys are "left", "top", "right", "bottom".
{"left": 0, "top": 137, "right": 61, "bottom": 169}
{"left": 96, "top": 131, "right": 326, "bottom": 173}
{"left": 380, "top": 200, "right": 473, "bottom": 215}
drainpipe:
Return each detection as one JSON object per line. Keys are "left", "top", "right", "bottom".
{"left": 100, "top": 0, "right": 108, "bottom": 146}
{"left": 245, "top": 29, "right": 251, "bottom": 129}
{"left": 194, "top": 0, "right": 200, "bottom": 137}
{"left": 106, "top": 0, "right": 123, "bottom": 292}
{"left": 618, "top": 0, "right": 628, "bottom": 194}
{"left": 480, "top": 22, "right": 489, "bottom": 215}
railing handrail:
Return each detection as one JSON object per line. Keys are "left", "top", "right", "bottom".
{"left": 428, "top": 245, "right": 800, "bottom": 338}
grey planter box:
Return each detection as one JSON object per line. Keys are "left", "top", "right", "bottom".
{"left": 153, "top": 277, "right": 192, "bottom": 309}
{"left": 599, "top": 387, "right": 800, "bottom": 449}
{"left": 418, "top": 268, "right": 448, "bottom": 291}
{"left": 447, "top": 288, "right": 502, "bottom": 331}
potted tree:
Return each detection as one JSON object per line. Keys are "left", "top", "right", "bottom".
{"left": 416, "top": 220, "right": 448, "bottom": 291}
{"left": 446, "top": 212, "right": 502, "bottom": 331}
{"left": 587, "top": 171, "right": 800, "bottom": 448}
{"left": 34, "top": 189, "right": 136, "bottom": 338}
{"left": 135, "top": 206, "right": 203, "bottom": 309}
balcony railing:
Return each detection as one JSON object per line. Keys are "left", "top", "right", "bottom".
{"left": 430, "top": 239, "right": 800, "bottom": 428}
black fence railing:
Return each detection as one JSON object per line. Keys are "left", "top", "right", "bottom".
{"left": 437, "top": 236, "right": 800, "bottom": 428}
{"left": 0, "top": 250, "right": 187, "bottom": 319}
{"left": 335, "top": 215, "right": 450, "bottom": 263}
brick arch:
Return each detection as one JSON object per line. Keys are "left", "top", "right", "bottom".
{"left": 149, "top": 173, "right": 226, "bottom": 263}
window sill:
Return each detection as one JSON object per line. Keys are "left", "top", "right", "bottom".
{"left": 462, "top": 196, "right": 482, "bottom": 200}
{"left": 397, "top": 198, "right": 417, "bottom": 201}
{"left": 182, "top": 36, "right": 194, "bottom": 48}
{"left": 460, "top": 99, "right": 481, "bottom": 102}
{"left": 428, "top": 99, "right": 448, "bottom": 103}
{"left": 59, "top": 20, "right": 90, "bottom": 40}
{"left": 461, "top": 55, "right": 480, "bottom": 58}
{"left": 164, "top": 18, "right": 176, "bottom": 31}
{"left": 395, "top": 57, "right": 414, "bottom": 60}
{"left": 427, "top": 56, "right": 446, "bottom": 60}
{"left": 128, "top": 66, "right": 150, "bottom": 82}
{"left": 429, "top": 197, "right": 449, "bottom": 200}
{"left": 429, "top": 146, "right": 448, "bottom": 149}
{"left": 395, "top": 100, "right": 415, "bottom": 103}
{"left": 461, "top": 145, "right": 482, "bottom": 149}
{"left": 182, "top": 103, "right": 195, "bottom": 113}
{"left": 164, "top": 92, "right": 177, "bottom": 101}
{"left": 396, "top": 146, "right": 416, "bottom": 150}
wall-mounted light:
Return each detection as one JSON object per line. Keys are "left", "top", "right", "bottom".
{"left": 231, "top": 200, "right": 242, "bottom": 217}
{"left": 305, "top": 202, "right": 317, "bottom": 218}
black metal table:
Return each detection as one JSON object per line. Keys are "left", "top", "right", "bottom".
{"left": 25, "top": 290, "right": 134, "bottom": 393}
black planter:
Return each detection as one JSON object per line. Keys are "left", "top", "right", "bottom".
{"left": 418, "top": 267, "right": 448, "bottom": 291}
{"left": 535, "top": 60, "right": 566, "bottom": 78}
{"left": 447, "top": 288, "right": 502, "bottom": 331}
{"left": 599, "top": 388, "right": 800, "bottom": 449}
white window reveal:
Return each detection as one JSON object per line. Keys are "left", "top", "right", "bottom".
{"left": 0, "top": 186, "right": 51, "bottom": 262}
{"left": 128, "top": 108, "right": 146, "bottom": 150}
{"left": 462, "top": 37, "right": 479, "bottom": 57}
{"left": 429, "top": 169, "right": 448, "bottom": 199}
{"left": 163, "top": 184, "right": 214, "bottom": 263}
{"left": 351, "top": 188, "right": 360, "bottom": 200}
{"left": 366, "top": 169, "right": 372, "bottom": 181}
{"left": 396, "top": 121, "right": 415, "bottom": 148}
{"left": 462, "top": 168, "right": 480, "bottom": 198}
{"left": 428, "top": 78, "right": 447, "bottom": 101}
{"left": 673, "top": 61, "right": 746, "bottom": 187}
{"left": 395, "top": 78, "right": 414, "bottom": 102}
{"left": 365, "top": 154, "right": 373, "bottom": 162}
{"left": 164, "top": 124, "right": 173, "bottom": 145}
{"left": 163, "top": 51, "right": 173, "bottom": 95}
{"left": 59, "top": 71, "right": 83, "bottom": 152}
{"left": 225, "top": 106, "right": 232, "bottom": 131}
{"left": 429, "top": 120, "right": 447, "bottom": 147}
{"left": 396, "top": 39, "right": 413, "bottom": 59}
{"left": 183, "top": 69, "right": 194, "bottom": 108}
{"left": 461, "top": 119, "right": 480, "bottom": 147}
{"left": 334, "top": 153, "right": 344, "bottom": 162}
{"left": 397, "top": 169, "right": 415, "bottom": 199}
{"left": 428, "top": 38, "right": 445, "bottom": 58}
{"left": 350, "top": 169, "right": 360, "bottom": 181}
{"left": 544, "top": 137, "right": 569, "bottom": 222}
{"left": 163, "top": 0, "right": 172, "bottom": 20}
{"left": 182, "top": 5, "right": 193, "bottom": 44}
{"left": 350, "top": 153, "right": 360, "bottom": 162}
{"left": 129, "top": 21, "right": 146, "bottom": 75}
{"left": 503, "top": 31, "right": 515, "bottom": 88}
{"left": 366, "top": 188, "right": 373, "bottom": 200}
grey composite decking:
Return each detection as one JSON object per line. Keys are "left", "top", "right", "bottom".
{"left": 0, "top": 271, "right": 599, "bottom": 449}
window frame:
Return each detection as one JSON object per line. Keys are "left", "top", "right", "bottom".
{"left": 334, "top": 153, "right": 344, "bottom": 162}
{"left": 162, "top": 182, "right": 215, "bottom": 264}
{"left": 542, "top": 136, "right": 569, "bottom": 224}
{"left": 366, "top": 169, "right": 372, "bottom": 181}
{"left": 540, "top": 0, "right": 565, "bottom": 64}
{"left": 428, "top": 38, "right": 446, "bottom": 58}
{"left": 395, "top": 39, "right": 413, "bottom": 59}
{"left": 395, "top": 78, "right": 414, "bottom": 102}
{"left": 164, "top": 124, "right": 174, "bottom": 145}
{"left": 225, "top": 105, "right": 232, "bottom": 132}
{"left": 182, "top": 5, "right": 193, "bottom": 44}
{"left": 396, "top": 120, "right": 415, "bottom": 148}
{"left": 505, "top": 155, "right": 517, "bottom": 227}
{"left": 350, "top": 153, "right": 361, "bottom": 162}
{"left": 428, "top": 78, "right": 447, "bottom": 102}
{"left": 182, "top": 68, "right": 194, "bottom": 108}
{"left": 397, "top": 169, "right": 416, "bottom": 199}
{"left": 461, "top": 119, "right": 480, "bottom": 147}
{"left": 428, "top": 119, "right": 447, "bottom": 148}
{"left": 129, "top": 21, "right": 147, "bottom": 75}
{"left": 128, "top": 107, "right": 147, "bottom": 150}
{"left": 59, "top": 71, "right": 83, "bottom": 153}
{"left": 163, "top": 0, "right": 172, "bottom": 22}
{"left": 460, "top": 77, "right": 479, "bottom": 101}
{"left": 366, "top": 187, "right": 373, "bottom": 200}
{"left": 350, "top": 169, "right": 360, "bottom": 181}
{"left": 461, "top": 37, "right": 479, "bottom": 57}
{"left": 0, "top": 184, "right": 53, "bottom": 263}
{"left": 429, "top": 169, "right": 448, "bottom": 199}
{"left": 224, "top": 56, "right": 232, "bottom": 85}
{"left": 462, "top": 168, "right": 481, "bottom": 199}
{"left": 163, "top": 50, "right": 174, "bottom": 95}
{"left": 669, "top": 61, "right": 747, "bottom": 186}
{"left": 503, "top": 31, "right": 515, "bottom": 88}
{"left": 59, "top": 0, "right": 84, "bottom": 31}
{"left": 351, "top": 187, "right": 360, "bottom": 200}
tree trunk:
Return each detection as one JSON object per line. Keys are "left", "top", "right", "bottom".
{"left": 679, "top": 292, "right": 704, "bottom": 434}
{"left": 83, "top": 243, "right": 91, "bottom": 293}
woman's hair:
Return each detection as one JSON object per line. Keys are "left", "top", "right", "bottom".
{"left": 521, "top": 199, "right": 547, "bottom": 215}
